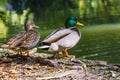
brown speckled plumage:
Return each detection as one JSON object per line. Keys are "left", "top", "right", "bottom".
{"left": 1, "top": 21, "right": 40, "bottom": 56}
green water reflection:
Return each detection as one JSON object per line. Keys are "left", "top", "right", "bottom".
{"left": 71, "top": 24, "right": 120, "bottom": 64}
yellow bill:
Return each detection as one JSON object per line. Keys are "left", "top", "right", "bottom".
{"left": 76, "top": 21, "right": 84, "bottom": 26}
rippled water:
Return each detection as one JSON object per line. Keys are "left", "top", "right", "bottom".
{"left": 70, "top": 24, "right": 120, "bottom": 63}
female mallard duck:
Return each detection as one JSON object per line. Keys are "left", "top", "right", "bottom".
{"left": 38, "top": 16, "right": 84, "bottom": 58}
{"left": 1, "top": 21, "right": 40, "bottom": 56}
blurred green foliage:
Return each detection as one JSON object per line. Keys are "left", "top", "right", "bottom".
{"left": 0, "top": 0, "right": 120, "bottom": 29}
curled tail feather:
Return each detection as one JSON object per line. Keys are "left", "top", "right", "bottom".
{"left": 38, "top": 42, "right": 51, "bottom": 50}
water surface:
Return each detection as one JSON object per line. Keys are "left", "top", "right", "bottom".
{"left": 1, "top": 24, "right": 120, "bottom": 64}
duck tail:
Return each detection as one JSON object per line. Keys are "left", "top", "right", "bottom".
{"left": 38, "top": 42, "right": 51, "bottom": 50}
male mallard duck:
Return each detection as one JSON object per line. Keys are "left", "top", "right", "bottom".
{"left": 38, "top": 16, "right": 84, "bottom": 58}
{"left": 1, "top": 21, "right": 40, "bottom": 56}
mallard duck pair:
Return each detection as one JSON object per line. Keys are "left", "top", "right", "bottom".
{"left": 1, "top": 21, "right": 40, "bottom": 56}
{"left": 2, "top": 16, "right": 84, "bottom": 58}
{"left": 38, "top": 16, "right": 84, "bottom": 58}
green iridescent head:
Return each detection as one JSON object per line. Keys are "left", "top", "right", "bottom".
{"left": 65, "top": 16, "right": 84, "bottom": 28}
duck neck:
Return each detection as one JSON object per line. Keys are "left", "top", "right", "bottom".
{"left": 25, "top": 26, "right": 32, "bottom": 31}
{"left": 65, "top": 26, "right": 74, "bottom": 29}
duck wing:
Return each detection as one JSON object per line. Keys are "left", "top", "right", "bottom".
{"left": 7, "top": 31, "right": 26, "bottom": 45}
{"left": 43, "top": 28, "right": 72, "bottom": 43}
{"left": 1, "top": 31, "right": 26, "bottom": 48}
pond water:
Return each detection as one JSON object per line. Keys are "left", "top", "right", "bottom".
{"left": 1, "top": 24, "right": 120, "bottom": 64}
{"left": 71, "top": 24, "right": 120, "bottom": 64}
